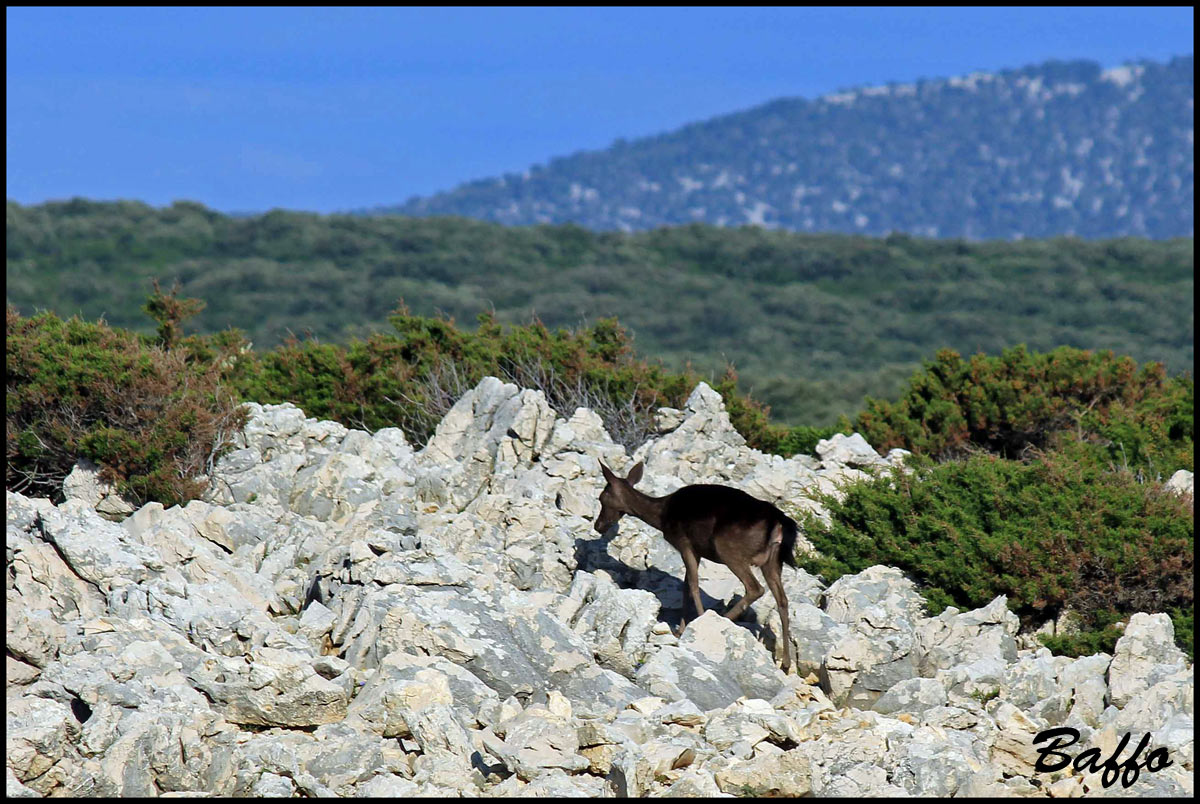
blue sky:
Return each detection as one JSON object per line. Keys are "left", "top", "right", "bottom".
{"left": 6, "top": 6, "right": 1194, "bottom": 214}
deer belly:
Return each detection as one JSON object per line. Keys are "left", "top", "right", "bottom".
{"left": 664, "top": 532, "right": 722, "bottom": 563}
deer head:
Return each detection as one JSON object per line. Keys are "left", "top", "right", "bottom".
{"left": 594, "top": 460, "right": 645, "bottom": 534}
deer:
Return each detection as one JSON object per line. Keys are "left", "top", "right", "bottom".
{"left": 594, "top": 460, "right": 797, "bottom": 673}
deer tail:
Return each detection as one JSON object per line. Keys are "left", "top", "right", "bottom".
{"left": 776, "top": 517, "right": 799, "bottom": 568}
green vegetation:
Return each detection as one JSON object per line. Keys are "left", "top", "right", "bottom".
{"left": 228, "top": 307, "right": 795, "bottom": 452}
{"left": 1038, "top": 609, "right": 1128, "bottom": 660}
{"left": 224, "top": 304, "right": 836, "bottom": 455}
{"left": 798, "top": 448, "right": 1192, "bottom": 657}
{"left": 856, "top": 345, "right": 1194, "bottom": 473}
{"left": 6, "top": 200, "right": 1193, "bottom": 425}
{"left": 969, "top": 688, "right": 1001, "bottom": 705}
{"left": 6, "top": 289, "right": 832, "bottom": 506}
{"left": 801, "top": 350, "right": 1194, "bottom": 658}
{"left": 6, "top": 298, "right": 246, "bottom": 506}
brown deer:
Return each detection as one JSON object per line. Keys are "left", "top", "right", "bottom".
{"left": 594, "top": 461, "right": 797, "bottom": 672}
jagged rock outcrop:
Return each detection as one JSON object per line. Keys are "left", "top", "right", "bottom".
{"left": 7, "top": 378, "right": 1192, "bottom": 797}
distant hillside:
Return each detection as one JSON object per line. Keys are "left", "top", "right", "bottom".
{"left": 374, "top": 56, "right": 1194, "bottom": 240}
{"left": 7, "top": 200, "right": 1193, "bottom": 425}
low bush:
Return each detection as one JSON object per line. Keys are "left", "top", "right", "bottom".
{"left": 230, "top": 306, "right": 838, "bottom": 454}
{"left": 5, "top": 291, "right": 836, "bottom": 510}
{"left": 855, "top": 345, "right": 1193, "bottom": 474}
{"left": 230, "top": 310, "right": 687, "bottom": 450}
{"left": 797, "top": 444, "right": 1194, "bottom": 658}
{"left": 6, "top": 305, "right": 246, "bottom": 506}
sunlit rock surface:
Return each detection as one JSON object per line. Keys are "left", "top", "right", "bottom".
{"left": 7, "top": 378, "right": 1192, "bottom": 796}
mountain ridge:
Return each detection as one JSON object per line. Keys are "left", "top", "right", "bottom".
{"left": 368, "top": 55, "right": 1194, "bottom": 240}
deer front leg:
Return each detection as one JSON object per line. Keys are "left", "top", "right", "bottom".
{"left": 678, "top": 545, "right": 705, "bottom": 633}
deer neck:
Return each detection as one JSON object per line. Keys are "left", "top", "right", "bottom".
{"left": 624, "top": 488, "right": 667, "bottom": 531}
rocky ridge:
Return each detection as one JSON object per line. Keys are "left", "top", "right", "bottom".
{"left": 6, "top": 378, "right": 1194, "bottom": 796}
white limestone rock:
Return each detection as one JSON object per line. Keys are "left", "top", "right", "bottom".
{"left": 7, "top": 379, "right": 1193, "bottom": 798}
{"left": 1107, "top": 612, "right": 1188, "bottom": 709}
{"left": 917, "top": 595, "right": 1020, "bottom": 676}
{"left": 815, "top": 432, "right": 886, "bottom": 468}
{"left": 1165, "top": 468, "right": 1193, "bottom": 499}
{"left": 62, "top": 458, "right": 135, "bottom": 518}
{"left": 821, "top": 565, "right": 926, "bottom": 707}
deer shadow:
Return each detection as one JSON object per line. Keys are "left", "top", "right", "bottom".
{"left": 572, "top": 526, "right": 770, "bottom": 639}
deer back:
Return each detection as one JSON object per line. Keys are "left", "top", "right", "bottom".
{"left": 661, "top": 484, "right": 786, "bottom": 563}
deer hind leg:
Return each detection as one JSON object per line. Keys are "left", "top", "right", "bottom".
{"left": 761, "top": 545, "right": 793, "bottom": 673}
{"left": 717, "top": 540, "right": 765, "bottom": 622}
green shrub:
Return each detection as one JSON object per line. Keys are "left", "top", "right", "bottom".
{"left": 230, "top": 306, "right": 834, "bottom": 454}
{"left": 231, "top": 310, "right": 685, "bottom": 449}
{"left": 1038, "top": 610, "right": 1124, "bottom": 658}
{"left": 5, "top": 287, "right": 837, "bottom": 512}
{"left": 855, "top": 345, "right": 1193, "bottom": 474}
{"left": 798, "top": 445, "right": 1194, "bottom": 658}
{"left": 969, "top": 687, "right": 1001, "bottom": 705}
{"left": 6, "top": 306, "right": 246, "bottom": 506}
{"left": 709, "top": 366, "right": 847, "bottom": 456}
{"left": 143, "top": 278, "right": 206, "bottom": 349}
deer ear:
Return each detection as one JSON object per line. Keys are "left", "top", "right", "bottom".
{"left": 599, "top": 462, "right": 617, "bottom": 484}
{"left": 626, "top": 461, "right": 644, "bottom": 486}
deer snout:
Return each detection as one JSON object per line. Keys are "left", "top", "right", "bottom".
{"left": 594, "top": 512, "right": 621, "bottom": 534}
